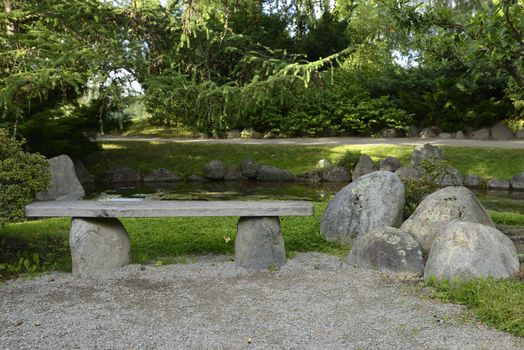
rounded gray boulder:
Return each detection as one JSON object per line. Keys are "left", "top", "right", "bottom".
{"left": 203, "top": 160, "right": 227, "bottom": 180}
{"left": 424, "top": 221, "right": 519, "bottom": 282}
{"left": 320, "top": 171, "right": 405, "bottom": 244}
{"left": 346, "top": 227, "right": 424, "bottom": 276}
{"left": 352, "top": 155, "right": 377, "bottom": 181}
{"left": 400, "top": 186, "right": 494, "bottom": 254}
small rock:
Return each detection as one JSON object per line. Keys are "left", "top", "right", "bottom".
{"left": 510, "top": 172, "right": 524, "bottom": 190}
{"left": 240, "top": 158, "right": 260, "bottom": 179}
{"left": 379, "top": 157, "right": 401, "bottom": 172}
{"left": 224, "top": 166, "right": 246, "bottom": 181}
{"left": 490, "top": 122, "right": 514, "bottom": 140}
{"left": 316, "top": 159, "right": 333, "bottom": 172}
{"left": 395, "top": 167, "right": 424, "bottom": 179}
{"left": 381, "top": 128, "right": 403, "bottom": 138}
{"left": 144, "top": 168, "right": 181, "bottom": 183}
{"left": 297, "top": 171, "right": 322, "bottom": 183}
{"left": 225, "top": 129, "right": 241, "bottom": 139}
{"left": 419, "top": 128, "right": 437, "bottom": 138}
{"left": 438, "top": 132, "right": 453, "bottom": 139}
{"left": 487, "top": 179, "right": 510, "bottom": 190}
{"left": 15, "top": 320, "right": 23, "bottom": 327}
{"left": 455, "top": 130, "right": 465, "bottom": 139}
{"left": 110, "top": 167, "right": 141, "bottom": 184}
{"left": 34, "top": 321, "right": 41, "bottom": 327}
{"left": 203, "top": 160, "right": 227, "bottom": 180}
{"left": 256, "top": 166, "right": 294, "bottom": 182}
{"left": 407, "top": 125, "right": 419, "bottom": 137}
{"left": 436, "top": 167, "right": 464, "bottom": 187}
{"left": 470, "top": 128, "right": 490, "bottom": 140}
{"left": 188, "top": 174, "right": 206, "bottom": 182}
{"left": 464, "top": 175, "right": 482, "bottom": 188}
{"left": 352, "top": 155, "right": 378, "bottom": 181}
{"left": 411, "top": 143, "right": 445, "bottom": 167}
{"left": 323, "top": 166, "right": 351, "bottom": 182}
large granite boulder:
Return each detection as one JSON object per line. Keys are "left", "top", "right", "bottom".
{"left": 203, "top": 160, "right": 227, "bottom": 180}
{"left": 144, "top": 168, "right": 181, "bottom": 183}
{"left": 510, "top": 172, "right": 524, "bottom": 190}
{"left": 36, "top": 155, "right": 85, "bottom": 201}
{"left": 400, "top": 186, "right": 494, "bottom": 254}
{"left": 323, "top": 166, "right": 351, "bottom": 182}
{"left": 490, "top": 122, "right": 514, "bottom": 140}
{"left": 352, "top": 155, "right": 378, "bottom": 181}
{"left": 379, "top": 157, "right": 401, "bottom": 172}
{"left": 256, "top": 166, "right": 294, "bottom": 182}
{"left": 240, "top": 158, "right": 260, "bottom": 179}
{"left": 320, "top": 171, "right": 405, "bottom": 244}
{"left": 424, "top": 221, "right": 519, "bottom": 282}
{"left": 346, "top": 227, "right": 424, "bottom": 276}
{"left": 411, "top": 143, "right": 445, "bottom": 167}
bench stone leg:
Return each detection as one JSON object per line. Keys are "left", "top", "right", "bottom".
{"left": 235, "top": 216, "right": 286, "bottom": 270}
{"left": 70, "top": 217, "right": 131, "bottom": 277}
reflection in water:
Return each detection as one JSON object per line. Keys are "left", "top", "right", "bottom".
{"left": 87, "top": 181, "right": 524, "bottom": 213}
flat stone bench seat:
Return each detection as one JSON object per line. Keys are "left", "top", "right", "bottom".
{"left": 26, "top": 200, "right": 313, "bottom": 277}
{"left": 25, "top": 200, "right": 313, "bottom": 218}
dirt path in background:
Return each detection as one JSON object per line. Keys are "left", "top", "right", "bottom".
{"left": 96, "top": 135, "right": 524, "bottom": 149}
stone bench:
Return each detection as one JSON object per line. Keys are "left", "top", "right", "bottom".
{"left": 25, "top": 200, "right": 313, "bottom": 277}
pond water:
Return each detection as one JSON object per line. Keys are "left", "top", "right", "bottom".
{"left": 86, "top": 181, "right": 524, "bottom": 214}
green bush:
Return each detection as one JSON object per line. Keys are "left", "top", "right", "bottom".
{"left": 0, "top": 129, "right": 49, "bottom": 226}
{"left": 335, "top": 150, "right": 362, "bottom": 172}
{"left": 402, "top": 158, "right": 449, "bottom": 217}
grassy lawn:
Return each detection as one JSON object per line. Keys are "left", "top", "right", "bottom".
{"left": 92, "top": 142, "right": 524, "bottom": 180}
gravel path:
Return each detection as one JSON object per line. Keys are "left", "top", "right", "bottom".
{"left": 96, "top": 135, "right": 524, "bottom": 149}
{"left": 1, "top": 253, "right": 523, "bottom": 350}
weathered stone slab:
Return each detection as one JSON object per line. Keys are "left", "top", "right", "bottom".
{"left": 26, "top": 200, "right": 314, "bottom": 218}
{"left": 70, "top": 218, "right": 131, "bottom": 277}
{"left": 235, "top": 216, "right": 285, "bottom": 270}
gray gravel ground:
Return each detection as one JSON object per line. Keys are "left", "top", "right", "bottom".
{"left": 1, "top": 253, "right": 523, "bottom": 350}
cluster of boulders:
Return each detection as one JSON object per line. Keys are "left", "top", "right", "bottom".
{"left": 404, "top": 122, "right": 524, "bottom": 140}
{"left": 321, "top": 172, "right": 521, "bottom": 282}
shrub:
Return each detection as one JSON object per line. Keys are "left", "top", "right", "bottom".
{"left": 402, "top": 158, "right": 449, "bottom": 217}
{"left": 0, "top": 129, "right": 49, "bottom": 226}
{"left": 335, "top": 150, "right": 362, "bottom": 172}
